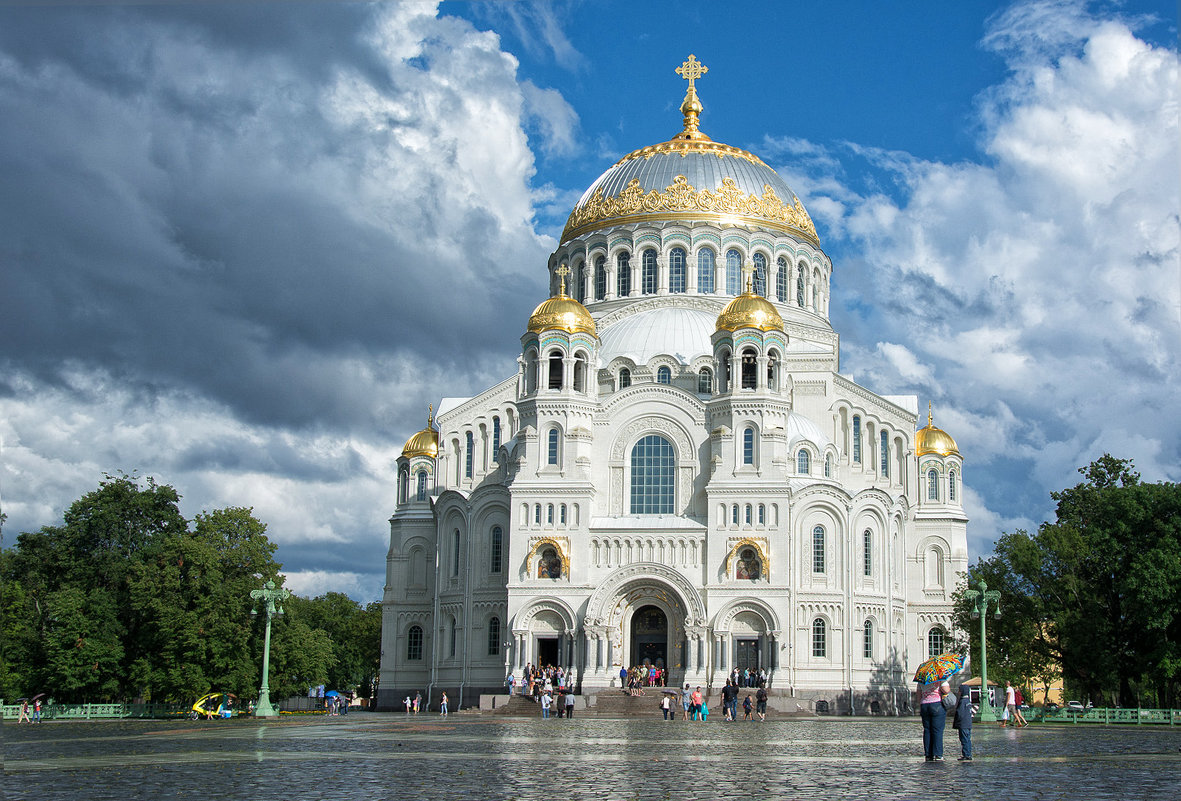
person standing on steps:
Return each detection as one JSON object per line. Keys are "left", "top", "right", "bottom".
{"left": 681, "top": 684, "right": 692, "bottom": 720}
{"left": 756, "top": 686, "right": 768, "bottom": 721}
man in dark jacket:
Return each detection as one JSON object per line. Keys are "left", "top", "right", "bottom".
{"left": 952, "top": 684, "right": 974, "bottom": 761}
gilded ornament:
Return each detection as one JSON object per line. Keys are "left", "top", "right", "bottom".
{"left": 563, "top": 174, "right": 818, "bottom": 243}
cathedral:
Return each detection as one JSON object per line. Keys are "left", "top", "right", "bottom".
{"left": 377, "top": 57, "right": 967, "bottom": 713}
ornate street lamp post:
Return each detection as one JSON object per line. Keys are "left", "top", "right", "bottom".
{"left": 964, "top": 579, "right": 1002, "bottom": 722}
{"left": 250, "top": 579, "right": 291, "bottom": 718}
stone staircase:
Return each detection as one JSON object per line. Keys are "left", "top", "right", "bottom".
{"left": 483, "top": 688, "right": 818, "bottom": 718}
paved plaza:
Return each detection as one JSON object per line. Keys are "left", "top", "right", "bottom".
{"left": 4, "top": 714, "right": 1179, "bottom": 800}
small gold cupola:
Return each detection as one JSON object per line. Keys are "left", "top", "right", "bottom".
{"left": 527, "top": 264, "right": 597, "bottom": 337}
{"left": 915, "top": 404, "right": 960, "bottom": 457}
{"left": 716, "top": 261, "right": 784, "bottom": 333}
{"left": 401, "top": 405, "right": 439, "bottom": 459}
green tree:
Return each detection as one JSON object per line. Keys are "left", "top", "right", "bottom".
{"left": 285, "top": 592, "right": 381, "bottom": 695}
{"left": 956, "top": 456, "right": 1181, "bottom": 707}
{"left": 128, "top": 507, "right": 281, "bottom": 701}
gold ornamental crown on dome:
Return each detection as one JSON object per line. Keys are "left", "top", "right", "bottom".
{"left": 401, "top": 405, "right": 439, "bottom": 459}
{"left": 527, "top": 264, "right": 597, "bottom": 337}
{"left": 915, "top": 404, "right": 960, "bottom": 458}
{"left": 560, "top": 55, "right": 818, "bottom": 243}
{"left": 716, "top": 261, "right": 784, "bottom": 333}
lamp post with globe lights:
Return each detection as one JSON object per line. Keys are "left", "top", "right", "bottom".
{"left": 964, "top": 579, "right": 1002, "bottom": 722}
{"left": 250, "top": 579, "right": 291, "bottom": 718}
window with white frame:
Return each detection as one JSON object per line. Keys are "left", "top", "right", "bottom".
{"left": 547, "top": 428, "right": 559, "bottom": 466}
{"left": 630, "top": 434, "right": 675, "bottom": 514}
{"left": 407, "top": 625, "right": 423, "bottom": 660}
{"left": 669, "top": 247, "right": 686, "bottom": 293}
{"left": 880, "top": 431, "right": 889, "bottom": 476}
{"left": 927, "top": 468, "right": 939, "bottom": 500}
{"left": 490, "top": 526, "right": 503, "bottom": 573}
{"left": 776, "top": 256, "right": 788, "bottom": 301}
{"left": 928, "top": 627, "right": 946, "bottom": 658}
{"left": 656, "top": 366, "right": 672, "bottom": 385}
{"left": 797, "top": 449, "right": 811, "bottom": 474}
{"left": 726, "top": 249, "right": 742, "bottom": 294}
{"left": 488, "top": 616, "right": 501, "bottom": 656}
{"left": 752, "top": 252, "right": 767, "bottom": 296}
{"left": 863, "top": 619, "right": 874, "bottom": 659}
{"left": 743, "top": 426, "right": 755, "bottom": 465}
{"left": 416, "top": 470, "right": 427, "bottom": 501}
{"left": 852, "top": 416, "right": 862, "bottom": 463}
{"left": 812, "top": 618, "right": 826, "bottom": 657}
{"left": 595, "top": 255, "right": 607, "bottom": 300}
{"left": 812, "top": 525, "right": 825, "bottom": 573}
{"left": 642, "top": 248, "right": 658, "bottom": 294}
{"left": 698, "top": 249, "right": 715, "bottom": 293}
{"left": 863, "top": 529, "right": 872, "bottom": 576}
{"left": 617, "top": 252, "right": 631, "bottom": 296}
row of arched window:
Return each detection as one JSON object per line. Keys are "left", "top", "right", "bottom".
{"left": 446, "top": 413, "right": 511, "bottom": 486}
{"left": 404, "top": 617, "right": 947, "bottom": 663}
{"left": 523, "top": 348, "right": 592, "bottom": 396}
{"left": 565, "top": 246, "right": 828, "bottom": 313}
{"left": 403, "top": 616, "right": 504, "bottom": 661}
{"left": 844, "top": 412, "right": 906, "bottom": 482}
{"left": 523, "top": 501, "right": 580, "bottom": 528}
{"left": 926, "top": 467, "right": 959, "bottom": 503}
{"left": 719, "top": 502, "right": 778, "bottom": 528}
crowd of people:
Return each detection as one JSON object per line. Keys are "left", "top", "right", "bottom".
{"left": 507, "top": 664, "right": 578, "bottom": 718}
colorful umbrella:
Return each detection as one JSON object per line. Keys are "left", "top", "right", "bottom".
{"left": 913, "top": 652, "right": 964, "bottom": 685}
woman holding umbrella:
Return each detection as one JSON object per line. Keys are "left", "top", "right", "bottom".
{"left": 913, "top": 653, "right": 963, "bottom": 762}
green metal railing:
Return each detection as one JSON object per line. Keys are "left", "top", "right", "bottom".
{"left": 1, "top": 702, "right": 189, "bottom": 720}
{"left": 1016, "top": 707, "right": 1179, "bottom": 725}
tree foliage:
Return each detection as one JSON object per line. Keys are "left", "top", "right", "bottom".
{"left": 0, "top": 474, "right": 378, "bottom": 705}
{"left": 954, "top": 456, "right": 1181, "bottom": 707}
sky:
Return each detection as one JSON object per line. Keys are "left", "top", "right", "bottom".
{"left": 0, "top": 0, "right": 1177, "bottom": 602}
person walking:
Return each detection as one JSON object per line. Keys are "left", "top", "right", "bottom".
{"left": 404, "top": 695, "right": 412, "bottom": 714}
{"left": 33, "top": 698, "right": 41, "bottom": 723}
{"left": 661, "top": 693, "right": 672, "bottom": 720}
{"left": 414, "top": 692, "right": 421, "bottom": 714}
{"left": 440, "top": 692, "right": 449, "bottom": 716}
{"left": 952, "top": 684, "right": 974, "bottom": 761}
{"left": 17, "top": 700, "right": 31, "bottom": 723}
{"left": 540, "top": 690, "right": 552, "bottom": 719}
{"left": 918, "top": 681, "right": 949, "bottom": 761}
{"left": 756, "top": 686, "right": 768, "bottom": 721}
{"left": 1013, "top": 686, "right": 1028, "bottom": 727}
{"left": 1004, "top": 681, "right": 1020, "bottom": 727}
{"left": 681, "top": 684, "right": 692, "bottom": 720}
{"left": 564, "top": 690, "right": 575, "bottom": 719}
{"left": 743, "top": 694, "right": 753, "bottom": 720}
{"left": 691, "top": 686, "right": 703, "bottom": 721}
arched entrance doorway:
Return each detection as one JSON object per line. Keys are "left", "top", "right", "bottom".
{"left": 630, "top": 605, "right": 668, "bottom": 668}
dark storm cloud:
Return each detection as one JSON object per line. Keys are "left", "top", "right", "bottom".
{"left": 0, "top": 3, "right": 546, "bottom": 432}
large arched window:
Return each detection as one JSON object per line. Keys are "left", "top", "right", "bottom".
{"left": 547, "top": 428, "right": 560, "bottom": 466}
{"left": 488, "top": 616, "right": 501, "bottom": 656}
{"left": 824, "top": 454, "right": 832, "bottom": 477}
{"left": 743, "top": 426, "right": 755, "bottom": 465}
{"left": 617, "top": 252, "right": 631, "bottom": 297}
{"left": 697, "top": 367, "right": 712, "bottom": 395}
{"left": 669, "top": 247, "right": 686, "bottom": 293}
{"left": 797, "top": 449, "right": 811, "bottom": 475}
{"left": 641, "top": 248, "right": 658, "bottom": 294}
{"left": 863, "top": 619, "right": 874, "bottom": 659}
{"left": 752, "top": 252, "right": 767, "bottom": 296}
{"left": 928, "top": 627, "right": 946, "bottom": 658}
{"left": 698, "top": 249, "right": 715, "bottom": 293}
{"left": 465, "top": 432, "right": 474, "bottom": 478}
{"left": 594, "top": 255, "right": 607, "bottom": 300}
{"left": 726, "top": 249, "right": 742, "bottom": 294}
{"left": 927, "top": 469, "right": 939, "bottom": 500}
{"left": 776, "top": 256, "right": 788, "bottom": 301}
{"left": 949, "top": 469, "right": 958, "bottom": 502}
{"left": 812, "top": 525, "right": 826, "bottom": 573}
{"left": 490, "top": 526, "right": 503, "bottom": 573}
{"left": 630, "top": 434, "right": 675, "bottom": 514}
{"left": 407, "top": 625, "right": 423, "bottom": 661}
{"left": 619, "top": 367, "right": 631, "bottom": 389}
{"left": 656, "top": 366, "right": 672, "bottom": 385}
{"left": 863, "top": 529, "right": 873, "bottom": 577}
{"left": 880, "top": 431, "right": 890, "bottom": 477}
{"left": 796, "top": 262, "right": 806, "bottom": 306}
{"left": 852, "top": 415, "right": 862, "bottom": 463}
{"left": 812, "top": 618, "right": 827, "bottom": 658}
{"left": 415, "top": 470, "right": 428, "bottom": 501}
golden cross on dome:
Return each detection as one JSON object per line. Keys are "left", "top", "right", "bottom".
{"left": 428, "top": 403, "right": 434, "bottom": 427}
{"left": 676, "top": 54, "right": 708, "bottom": 89}
{"left": 555, "top": 263, "right": 570, "bottom": 295}
{"left": 742, "top": 259, "right": 755, "bottom": 294}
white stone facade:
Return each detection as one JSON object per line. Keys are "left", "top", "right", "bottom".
{"left": 378, "top": 97, "right": 968, "bottom": 713}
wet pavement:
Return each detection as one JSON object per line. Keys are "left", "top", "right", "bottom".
{"left": 4, "top": 714, "right": 1179, "bottom": 800}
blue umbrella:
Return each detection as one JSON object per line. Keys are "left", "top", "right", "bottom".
{"left": 324, "top": 690, "right": 340, "bottom": 698}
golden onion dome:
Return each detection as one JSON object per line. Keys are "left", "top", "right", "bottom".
{"left": 916, "top": 405, "right": 960, "bottom": 457}
{"left": 561, "top": 55, "right": 817, "bottom": 245}
{"left": 716, "top": 264, "right": 784, "bottom": 332}
{"left": 527, "top": 265, "right": 597, "bottom": 337}
{"left": 401, "top": 406, "right": 439, "bottom": 459}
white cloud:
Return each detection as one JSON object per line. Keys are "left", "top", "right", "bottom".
{"left": 785, "top": 1, "right": 1180, "bottom": 556}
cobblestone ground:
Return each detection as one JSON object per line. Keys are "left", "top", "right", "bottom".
{"left": 4, "top": 714, "right": 1180, "bottom": 800}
